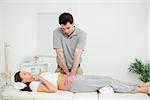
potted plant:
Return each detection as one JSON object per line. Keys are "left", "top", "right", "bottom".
{"left": 128, "top": 58, "right": 150, "bottom": 82}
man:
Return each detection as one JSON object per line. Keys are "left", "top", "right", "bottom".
{"left": 53, "top": 12, "right": 86, "bottom": 88}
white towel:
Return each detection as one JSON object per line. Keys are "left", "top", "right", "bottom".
{"left": 99, "top": 86, "right": 114, "bottom": 95}
{"left": 14, "top": 82, "right": 27, "bottom": 90}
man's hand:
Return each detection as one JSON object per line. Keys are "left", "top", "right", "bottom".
{"left": 64, "top": 74, "right": 74, "bottom": 90}
{"left": 70, "top": 70, "right": 76, "bottom": 76}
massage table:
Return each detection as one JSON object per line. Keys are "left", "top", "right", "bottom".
{"left": 1, "top": 85, "right": 150, "bottom": 100}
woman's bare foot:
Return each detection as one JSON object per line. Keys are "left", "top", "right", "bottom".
{"left": 136, "top": 87, "right": 148, "bottom": 94}
{"left": 148, "top": 87, "right": 150, "bottom": 94}
{"left": 137, "top": 82, "right": 150, "bottom": 87}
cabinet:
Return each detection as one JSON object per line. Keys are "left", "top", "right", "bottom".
{"left": 20, "top": 62, "right": 48, "bottom": 76}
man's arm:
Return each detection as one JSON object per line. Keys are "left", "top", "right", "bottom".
{"left": 71, "top": 32, "right": 86, "bottom": 76}
{"left": 55, "top": 48, "right": 70, "bottom": 75}
{"left": 71, "top": 49, "right": 83, "bottom": 76}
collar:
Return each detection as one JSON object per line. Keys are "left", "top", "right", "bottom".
{"left": 62, "top": 27, "right": 78, "bottom": 39}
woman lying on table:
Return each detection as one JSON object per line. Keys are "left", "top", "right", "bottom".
{"left": 14, "top": 71, "right": 150, "bottom": 94}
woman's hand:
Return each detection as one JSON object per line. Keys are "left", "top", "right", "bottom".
{"left": 34, "top": 75, "right": 43, "bottom": 81}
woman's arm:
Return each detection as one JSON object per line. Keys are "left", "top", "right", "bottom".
{"left": 34, "top": 76, "right": 57, "bottom": 93}
{"left": 37, "top": 83, "right": 57, "bottom": 93}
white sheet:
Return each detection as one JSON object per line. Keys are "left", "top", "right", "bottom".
{"left": 1, "top": 86, "right": 150, "bottom": 100}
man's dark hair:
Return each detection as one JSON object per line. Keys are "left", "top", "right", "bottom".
{"left": 59, "top": 12, "right": 74, "bottom": 25}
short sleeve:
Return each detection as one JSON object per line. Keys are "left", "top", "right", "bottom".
{"left": 53, "top": 29, "right": 62, "bottom": 49}
{"left": 29, "top": 81, "right": 41, "bottom": 92}
{"left": 76, "top": 33, "right": 87, "bottom": 50}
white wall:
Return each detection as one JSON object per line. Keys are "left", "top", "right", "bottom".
{"left": 148, "top": 1, "right": 150, "bottom": 61}
{"left": 1, "top": 0, "right": 148, "bottom": 83}
{"left": 0, "top": 3, "right": 4, "bottom": 72}
{"left": 74, "top": 3, "right": 147, "bottom": 83}
{"left": 36, "top": 13, "right": 59, "bottom": 56}
{"left": 1, "top": 2, "right": 37, "bottom": 76}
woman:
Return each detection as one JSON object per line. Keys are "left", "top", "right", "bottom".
{"left": 14, "top": 71, "right": 150, "bottom": 94}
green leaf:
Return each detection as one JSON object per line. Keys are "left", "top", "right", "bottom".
{"left": 128, "top": 58, "right": 150, "bottom": 82}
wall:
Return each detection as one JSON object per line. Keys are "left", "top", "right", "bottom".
{"left": 148, "top": 1, "right": 150, "bottom": 61}
{"left": 0, "top": 3, "right": 4, "bottom": 72}
{"left": 0, "top": 0, "right": 148, "bottom": 83}
{"left": 72, "top": 2, "right": 147, "bottom": 83}
{"left": 1, "top": 2, "right": 37, "bottom": 76}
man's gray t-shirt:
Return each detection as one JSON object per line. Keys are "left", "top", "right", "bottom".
{"left": 53, "top": 27, "right": 87, "bottom": 69}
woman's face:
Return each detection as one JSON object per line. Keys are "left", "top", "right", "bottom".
{"left": 19, "top": 71, "right": 33, "bottom": 83}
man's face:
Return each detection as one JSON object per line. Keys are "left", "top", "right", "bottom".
{"left": 61, "top": 22, "right": 75, "bottom": 35}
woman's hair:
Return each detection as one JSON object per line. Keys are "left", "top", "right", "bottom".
{"left": 14, "top": 71, "right": 32, "bottom": 91}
